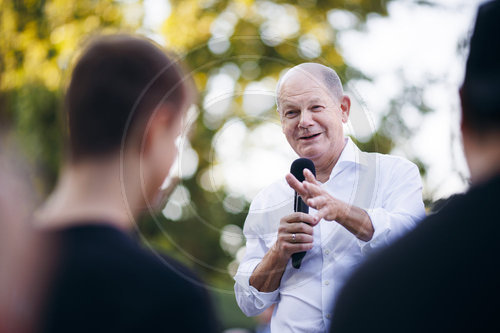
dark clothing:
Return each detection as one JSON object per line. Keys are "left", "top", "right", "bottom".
{"left": 330, "top": 175, "right": 500, "bottom": 333}
{"left": 39, "top": 224, "right": 219, "bottom": 333}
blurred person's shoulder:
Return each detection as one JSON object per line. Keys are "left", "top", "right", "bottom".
{"left": 46, "top": 223, "right": 183, "bottom": 284}
{"left": 331, "top": 174, "right": 500, "bottom": 332}
{"left": 41, "top": 223, "right": 219, "bottom": 332}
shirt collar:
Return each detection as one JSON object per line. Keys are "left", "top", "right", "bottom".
{"left": 327, "top": 137, "right": 364, "bottom": 181}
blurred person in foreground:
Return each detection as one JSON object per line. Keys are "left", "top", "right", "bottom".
{"left": 35, "top": 35, "right": 219, "bottom": 332}
{"left": 0, "top": 132, "right": 53, "bottom": 333}
{"left": 234, "top": 62, "right": 426, "bottom": 332}
{"left": 330, "top": 1, "right": 500, "bottom": 332}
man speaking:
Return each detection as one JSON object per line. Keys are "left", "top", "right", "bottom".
{"left": 234, "top": 63, "right": 425, "bottom": 332}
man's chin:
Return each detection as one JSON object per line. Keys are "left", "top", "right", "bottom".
{"left": 298, "top": 151, "right": 321, "bottom": 163}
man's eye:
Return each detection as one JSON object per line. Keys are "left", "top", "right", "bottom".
{"left": 312, "top": 105, "right": 323, "bottom": 111}
{"left": 285, "top": 110, "right": 298, "bottom": 117}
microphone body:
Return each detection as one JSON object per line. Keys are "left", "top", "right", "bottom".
{"left": 292, "top": 191, "right": 309, "bottom": 268}
{"left": 290, "top": 158, "right": 316, "bottom": 269}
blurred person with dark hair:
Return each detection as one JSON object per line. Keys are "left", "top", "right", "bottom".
{"left": 330, "top": 1, "right": 500, "bottom": 332}
{"left": 35, "top": 35, "right": 219, "bottom": 333}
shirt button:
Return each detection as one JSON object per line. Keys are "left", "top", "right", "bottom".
{"left": 324, "top": 249, "right": 330, "bottom": 255}
{"left": 324, "top": 280, "right": 330, "bottom": 286}
{"left": 326, "top": 314, "right": 332, "bottom": 319}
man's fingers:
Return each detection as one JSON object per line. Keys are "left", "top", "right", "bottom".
{"left": 303, "top": 181, "right": 323, "bottom": 196}
{"left": 315, "top": 207, "right": 330, "bottom": 222}
{"left": 286, "top": 173, "right": 313, "bottom": 201}
{"left": 288, "top": 222, "right": 314, "bottom": 235}
{"left": 287, "top": 171, "right": 325, "bottom": 203}
{"left": 277, "top": 211, "right": 318, "bottom": 255}
{"left": 279, "top": 234, "right": 314, "bottom": 251}
{"left": 307, "top": 195, "right": 327, "bottom": 209}
{"left": 282, "top": 242, "right": 314, "bottom": 252}
{"left": 304, "top": 169, "right": 320, "bottom": 185}
{"left": 282, "top": 212, "right": 317, "bottom": 225}
{"left": 285, "top": 173, "right": 306, "bottom": 195}
{"left": 279, "top": 221, "right": 314, "bottom": 236}
{"left": 282, "top": 233, "right": 313, "bottom": 244}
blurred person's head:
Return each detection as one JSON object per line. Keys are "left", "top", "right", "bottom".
{"left": 37, "top": 35, "right": 194, "bottom": 228}
{"left": 460, "top": 0, "right": 500, "bottom": 184}
{"left": 276, "top": 63, "right": 350, "bottom": 181}
{"left": 64, "top": 34, "right": 194, "bottom": 209}
{"left": 66, "top": 35, "right": 194, "bottom": 188}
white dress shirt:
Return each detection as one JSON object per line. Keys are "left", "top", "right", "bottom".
{"left": 234, "top": 138, "right": 425, "bottom": 332}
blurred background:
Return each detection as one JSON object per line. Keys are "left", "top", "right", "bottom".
{"left": 0, "top": 0, "right": 482, "bottom": 330}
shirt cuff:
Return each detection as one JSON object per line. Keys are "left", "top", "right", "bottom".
{"left": 247, "top": 285, "right": 280, "bottom": 310}
{"left": 357, "top": 208, "right": 391, "bottom": 255}
{"left": 234, "top": 259, "right": 280, "bottom": 315}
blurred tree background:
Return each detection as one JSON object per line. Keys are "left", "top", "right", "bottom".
{"left": 1, "top": 0, "right": 437, "bottom": 330}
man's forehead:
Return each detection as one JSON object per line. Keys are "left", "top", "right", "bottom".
{"left": 279, "top": 95, "right": 324, "bottom": 106}
{"left": 277, "top": 77, "right": 331, "bottom": 104}
{"left": 278, "top": 69, "right": 328, "bottom": 94}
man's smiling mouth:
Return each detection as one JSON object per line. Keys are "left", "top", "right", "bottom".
{"left": 299, "top": 133, "right": 321, "bottom": 140}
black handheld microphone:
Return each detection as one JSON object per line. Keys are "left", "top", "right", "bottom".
{"left": 290, "top": 158, "right": 316, "bottom": 269}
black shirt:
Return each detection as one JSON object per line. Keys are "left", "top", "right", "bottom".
{"left": 330, "top": 175, "right": 500, "bottom": 332}
{"left": 40, "top": 224, "right": 219, "bottom": 332}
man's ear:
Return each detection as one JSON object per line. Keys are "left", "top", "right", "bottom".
{"left": 142, "top": 104, "right": 173, "bottom": 155}
{"left": 340, "top": 95, "right": 351, "bottom": 123}
{"left": 458, "top": 87, "right": 468, "bottom": 135}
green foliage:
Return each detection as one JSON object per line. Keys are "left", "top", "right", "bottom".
{"left": 0, "top": 0, "right": 132, "bottom": 193}
{"left": 6, "top": 84, "right": 63, "bottom": 192}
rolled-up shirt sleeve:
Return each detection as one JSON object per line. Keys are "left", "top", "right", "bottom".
{"left": 234, "top": 198, "right": 282, "bottom": 317}
{"left": 234, "top": 257, "right": 280, "bottom": 316}
{"left": 359, "top": 159, "right": 426, "bottom": 254}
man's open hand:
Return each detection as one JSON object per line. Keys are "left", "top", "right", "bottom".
{"left": 285, "top": 169, "right": 348, "bottom": 223}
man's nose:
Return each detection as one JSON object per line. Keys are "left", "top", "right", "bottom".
{"left": 298, "top": 110, "right": 314, "bottom": 128}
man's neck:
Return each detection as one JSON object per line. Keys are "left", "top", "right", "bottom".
{"left": 35, "top": 158, "right": 141, "bottom": 231}
{"left": 314, "top": 139, "right": 347, "bottom": 183}
{"left": 469, "top": 149, "right": 500, "bottom": 186}
{"left": 466, "top": 132, "right": 500, "bottom": 186}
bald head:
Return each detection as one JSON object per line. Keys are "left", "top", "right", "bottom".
{"left": 276, "top": 63, "right": 344, "bottom": 110}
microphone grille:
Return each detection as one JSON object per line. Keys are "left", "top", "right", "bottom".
{"left": 290, "top": 158, "right": 316, "bottom": 182}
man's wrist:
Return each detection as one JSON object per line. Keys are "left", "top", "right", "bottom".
{"left": 335, "top": 199, "right": 350, "bottom": 223}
